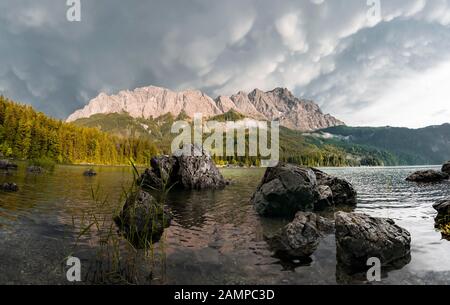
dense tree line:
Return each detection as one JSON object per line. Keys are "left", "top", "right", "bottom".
{"left": 0, "top": 96, "right": 158, "bottom": 165}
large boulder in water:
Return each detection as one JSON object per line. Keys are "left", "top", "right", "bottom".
{"left": 312, "top": 168, "right": 357, "bottom": 207}
{"left": 406, "top": 170, "right": 449, "bottom": 183}
{"left": 139, "top": 144, "right": 226, "bottom": 190}
{"left": 0, "top": 160, "right": 18, "bottom": 170}
{"left": 267, "top": 212, "right": 334, "bottom": 259}
{"left": 250, "top": 163, "right": 357, "bottom": 217}
{"left": 251, "top": 164, "right": 319, "bottom": 217}
{"left": 114, "top": 189, "right": 171, "bottom": 248}
{"left": 335, "top": 212, "right": 411, "bottom": 272}
{"left": 442, "top": 161, "right": 450, "bottom": 175}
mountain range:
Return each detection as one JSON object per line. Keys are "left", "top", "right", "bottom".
{"left": 67, "top": 86, "right": 344, "bottom": 131}
{"left": 67, "top": 85, "right": 450, "bottom": 166}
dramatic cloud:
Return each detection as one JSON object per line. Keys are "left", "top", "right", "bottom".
{"left": 0, "top": 0, "right": 450, "bottom": 127}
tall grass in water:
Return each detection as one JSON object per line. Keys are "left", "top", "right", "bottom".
{"left": 68, "top": 160, "right": 173, "bottom": 284}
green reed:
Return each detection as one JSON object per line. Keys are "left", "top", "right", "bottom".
{"left": 68, "top": 158, "right": 174, "bottom": 284}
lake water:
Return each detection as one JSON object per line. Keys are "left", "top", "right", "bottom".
{"left": 1, "top": 164, "right": 449, "bottom": 284}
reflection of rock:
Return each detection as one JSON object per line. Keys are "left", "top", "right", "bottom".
{"left": 114, "top": 189, "right": 172, "bottom": 248}
{"left": 0, "top": 160, "right": 18, "bottom": 170}
{"left": 406, "top": 170, "right": 449, "bottom": 183}
{"left": 335, "top": 212, "right": 411, "bottom": 273}
{"left": 442, "top": 161, "right": 450, "bottom": 175}
{"left": 139, "top": 144, "right": 226, "bottom": 190}
{"left": 251, "top": 163, "right": 357, "bottom": 217}
{"left": 1, "top": 182, "right": 18, "bottom": 192}
{"left": 335, "top": 254, "right": 412, "bottom": 284}
{"left": 83, "top": 169, "right": 97, "bottom": 176}
{"left": 27, "top": 166, "right": 45, "bottom": 174}
{"left": 267, "top": 212, "right": 334, "bottom": 259}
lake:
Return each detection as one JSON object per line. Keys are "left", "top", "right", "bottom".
{"left": 1, "top": 165, "right": 449, "bottom": 284}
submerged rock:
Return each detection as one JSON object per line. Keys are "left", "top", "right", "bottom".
{"left": 83, "top": 169, "right": 97, "bottom": 177}
{"left": 335, "top": 212, "right": 411, "bottom": 272}
{"left": 0, "top": 160, "right": 18, "bottom": 170}
{"left": 139, "top": 144, "right": 226, "bottom": 190}
{"left": 250, "top": 163, "right": 357, "bottom": 217}
{"left": 1, "top": 183, "right": 19, "bottom": 192}
{"left": 267, "top": 212, "right": 334, "bottom": 259}
{"left": 442, "top": 161, "right": 450, "bottom": 175}
{"left": 27, "top": 166, "right": 45, "bottom": 174}
{"left": 114, "top": 189, "right": 171, "bottom": 248}
{"left": 406, "top": 170, "right": 449, "bottom": 183}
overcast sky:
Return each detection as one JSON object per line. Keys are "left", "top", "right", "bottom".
{"left": 1, "top": 0, "right": 450, "bottom": 127}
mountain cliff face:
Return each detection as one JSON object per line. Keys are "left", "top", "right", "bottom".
{"left": 67, "top": 86, "right": 344, "bottom": 131}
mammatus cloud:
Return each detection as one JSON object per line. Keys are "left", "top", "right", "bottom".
{"left": 0, "top": 0, "right": 449, "bottom": 127}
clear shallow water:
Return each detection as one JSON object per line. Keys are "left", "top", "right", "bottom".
{"left": 0, "top": 165, "right": 449, "bottom": 284}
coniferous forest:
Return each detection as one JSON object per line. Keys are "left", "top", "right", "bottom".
{"left": 0, "top": 96, "right": 158, "bottom": 165}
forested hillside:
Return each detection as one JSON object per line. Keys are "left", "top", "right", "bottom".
{"left": 322, "top": 125, "right": 450, "bottom": 165}
{"left": 72, "top": 110, "right": 397, "bottom": 167}
{"left": 0, "top": 96, "right": 158, "bottom": 165}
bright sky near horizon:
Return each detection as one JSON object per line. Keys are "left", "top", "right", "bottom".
{"left": 1, "top": 0, "right": 450, "bottom": 128}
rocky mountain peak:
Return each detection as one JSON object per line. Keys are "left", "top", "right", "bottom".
{"left": 67, "top": 85, "right": 344, "bottom": 131}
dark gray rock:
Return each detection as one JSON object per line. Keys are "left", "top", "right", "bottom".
{"left": 442, "top": 161, "right": 450, "bottom": 175}
{"left": 27, "top": 166, "right": 45, "bottom": 174}
{"left": 433, "top": 199, "right": 450, "bottom": 218}
{"left": 0, "top": 160, "right": 18, "bottom": 170}
{"left": 139, "top": 144, "right": 226, "bottom": 191}
{"left": 267, "top": 212, "right": 334, "bottom": 259}
{"left": 433, "top": 199, "right": 450, "bottom": 227}
{"left": 251, "top": 163, "right": 318, "bottom": 217}
{"left": 114, "top": 189, "right": 171, "bottom": 248}
{"left": 312, "top": 168, "right": 357, "bottom": 207}
{"left": 1, "top": 183, "right": 18, "bottom": 192}
{"left": 335, "top": 212, "right": 411, "bottom": 272}
{"left": 251, "top": 163, "right": 357, "bottom": 217}
{"left": 83, "top": 169, "right": 97, "bottom": 176}
{"left": 406, "top": 170, "right": 449, "bottom": 183}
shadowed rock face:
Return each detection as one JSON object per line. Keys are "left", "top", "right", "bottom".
{"left": 114, "top": 189, "right": 171, "bottom": 249}
{"left": 266, "top": 212, "right": 334, "bottom": 259}
{"left": 442, "top": 161, "right": 450, "bottom": 175}
{"left": 312, "top": 168, "right": 358, "bottom": 207}
{"left": 251, "top": 163, "right": 357, "bottom": 217}
{"left": 434, "top": 199, "right": 450, "bottom": 219}
{"left": 406, "top": 170, "right": 449, "bottom": 183}
{"left": 139, "top": 144, "right": 226, "bottom": 191}
{"left": 335, "top": 212, "right": 411, "bottom": 273}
